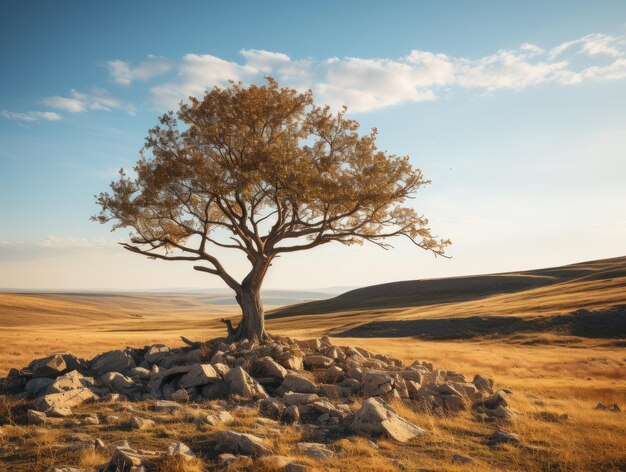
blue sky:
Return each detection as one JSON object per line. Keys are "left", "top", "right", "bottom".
{"left": 1, "top": 1, "right": 625, "bottom": 290}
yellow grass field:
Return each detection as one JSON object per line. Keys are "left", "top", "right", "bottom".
{"left": 1, "top": 256, "right": 625, "bottom": 470}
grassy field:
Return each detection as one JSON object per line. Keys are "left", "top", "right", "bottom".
{"left": 0, "top": 256, "right": 625, "bottom": 470}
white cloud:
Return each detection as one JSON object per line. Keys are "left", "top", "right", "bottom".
{"left": 105, "top": 55, "right": 172, "bottom": 85}
{"left": 42, "top": 88, "right": 132, "bottom": 114}
{"left": 1, "top": 110, "right": 62, "bottom": 122}
{"left": 550, "top": 33, "right": 623, "bottom": 59}
{"left": 147, "top": 33, "right": 626, "bottom": 112}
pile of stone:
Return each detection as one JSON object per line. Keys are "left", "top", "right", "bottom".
{"left": 2, "top": 334, "right": 521, "bottom": 469}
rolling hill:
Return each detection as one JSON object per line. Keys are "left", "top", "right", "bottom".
{"left": 268, "top": 256, "right": 626, "bottom": 339}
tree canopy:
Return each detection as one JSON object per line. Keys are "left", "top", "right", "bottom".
{"left": 93, "top": 78, "right": 450, "bottom": 340}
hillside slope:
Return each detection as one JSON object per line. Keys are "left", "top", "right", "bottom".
{"left": 268, "top": 256, "right": 626, "bottom": 338}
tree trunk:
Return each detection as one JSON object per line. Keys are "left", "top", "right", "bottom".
{"left": 232, "top": 288, "right": 266, "bottom": 341}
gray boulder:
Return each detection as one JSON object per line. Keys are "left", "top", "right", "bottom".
{"left": 29, "top": 355, "right": 67, "bottom": 378}
{"left": 35, "top": 387, "right": 98, "bottom": 412}
{"left": 224, "top": 366, "right": 268, "bottom": 400}
{"left": 90, "top": 350, "right": 136, "bottom": 376}
{"left": 215, "top": 430, "right": 272, "bottom": 457}
{"left": 144, "top": 344, "right": 170, "bottom": 364}
{"left": 179, "top": 364, "right": 219, "bottom": 388}
{"left": 167, "top": 442, "right": 195, "bottom": 461}
{"left": 296, "top": 442, "right": 334, "bottom": 459}
{"left": 350, "top": 397, "right": 424, "bottom": 443}
{"left": 279, "top": 373, "right": 317, "bottom": 394}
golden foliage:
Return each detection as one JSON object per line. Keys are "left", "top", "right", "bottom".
{"left": 93, "top": 79, "right": 449, "bottom": 297}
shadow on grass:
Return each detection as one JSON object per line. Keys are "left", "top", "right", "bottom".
{"left": 334, "top": 306, "right": 626, "bottom": 340}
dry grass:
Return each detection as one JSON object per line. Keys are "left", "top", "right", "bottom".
{"left": 1, "top": 257, "right": 625, "bottom": 470}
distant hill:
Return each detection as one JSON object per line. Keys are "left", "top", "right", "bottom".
{"left": 268, "top": 256, "right": 626, "bottom": 339}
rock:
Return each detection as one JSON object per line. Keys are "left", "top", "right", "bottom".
{"left": 129, "top": 367, "right": 151, "bottom": 380}
{"left": 303, "top": 354, "right": 334, "bottom": 369}
{"left": 200, "top": 380, "right": 230, "bottom": 400}
{"left": 106, "top": 447, "right": 160, "bottom": 470}
{"left": 170, "top": 388, "right": 189, "bottom": 402}
{"left": 35, "top": 387, "right": 97, "bottom": 412}
{"left": 25, "top": 377, "right": 55, "bottom": 397}
{"left": 296, "top": 442, "right": 334, "bottom": 459}
{"left": 47, "top": 370, "right": 91, "bottom": 393}
{"left": 350, "top": 397, "right": 425, "bottom": 443}
{"left": 218, "top": 453, "right": 238, "bottom": 467}
{"left": 29, "top": 355, "right": 67, "bottom": 378}
{"left": 324, "top": 366, "right": 344, "bottom": 384}
{"left": 362, "top": 370, "right": 395, "bottom": 399}
{"left": 167, "top": 442, "right": 195, "bottom": 461}
{"left": 103, "top": 392, "right": 127, "bottom": 403}
{"left": 224, "top": 366, "right": 268, "bottom": 400}
{"left": 215, "top": 430, "right": 272, "bottom": 457}
{"left": 27, "top": 409, "right": 47, "bottom": 425}
{"left": 610, "top": 403, "right": 621, "bottom": 413}
{"left": 3, "top": 368, "right": 31, "bottom": 394}
{"left": 212, "top": 363, "right": 231, "bottom": 377}
{"left": 280, "top": 373, "right": 317, "bottom": 393}
{"left": 278, "top": 352, "right": 304, "bottom": 371}
{"left": 153, "top": 400, "right": 182, "bottom": 411}
{"left": 406, "top": 380, "right": 421, "bottom": 400}
{"left": 491, "top": 405, "right": 515, "bottom": 419}
{"left": 487, "top": 429, "right": 520, "bottom": 446}
{"left": 340, "top": 378, "right": 361, "bottom": 394}
{"left": 438, "top": 383, "right": 463, "bottom": 397}
{"left": 595, "top": 402, "right": 608, "bottom": 410}
{"left": 145, "top": 344, "right": 170, "bottom": 364}
{"left": 318, "top": 383, "right": 345, "bottom": 400}
{"left": 104, "top": 415, "right": 120, "bottom": 424}
{"left": 345, "top": 367, "right": 363, "bottom": 381}
{"left": 102, "top": 372, "right": 135, "bottom": 392}
{"left": 205, "top": 410, "right": 234, "bottom": 426}
{"left": 282, "top": 392, "right": 319, "bottom": 406}
{"left": 259, "top": 398, "right": 285, "bottom": 420}
{"left": 441, "top": 394, "right": 466, "bottom": 412}
{"left": 473, "top": 391, "right": 508, "bottom": 410}
{"left": 112, "top": 440, "right": 131, "bottom": 450}
{"left": 324, "top": 346, "right": 346, "bottom": 362}
{"left": 82, "top": 414, "right": 99, "bottom": 425}
{"left": 282, "top": 405, "right": 300, "bottom": 424}
{"left": 179, "top": 364, "right": 219, "bottom": 388}
{"left": 296, "top": 338, "right": 323, "bottom": 352}
{"left": 90, "top": 350, "right": 136, "bottom": 376}
{"left": 46, "top": 406, "right": 73, "bottom": 417}
{"left": 451, "top": 454, "right": 473, "bottom": 464}
{"left": 130, "top": 415, "right": 156, "bottom": 430}
{"left": 285, "top": 464, "right": 312, "bottom": 472}
{"left": 251, "top": 357, "right": 287, "bottom": 384}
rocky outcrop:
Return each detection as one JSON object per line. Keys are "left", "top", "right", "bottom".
{"left": 1, "top": 334, "right": 519, "bottom": 470}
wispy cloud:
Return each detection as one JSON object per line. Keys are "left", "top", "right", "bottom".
{"left": 1, "top": 110, "right": 62, "bottom": 122}
{"left": 42, "top": 88, "right": 133, "bottom": 114}
{"left": 148, "top": 32, "right": 626, "bottom": 112}
{"left": 549, "top": 33, "right": 624, "bottom": 58}
{"left": 0, "top": 236, "right": 118, "bottom": 261}
{"left": 105, "top": 55, "right": 172, "bottom": 85}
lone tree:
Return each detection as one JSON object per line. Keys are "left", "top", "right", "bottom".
{"left": 93, "top": 79, "right": 450, "bottom": 341}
